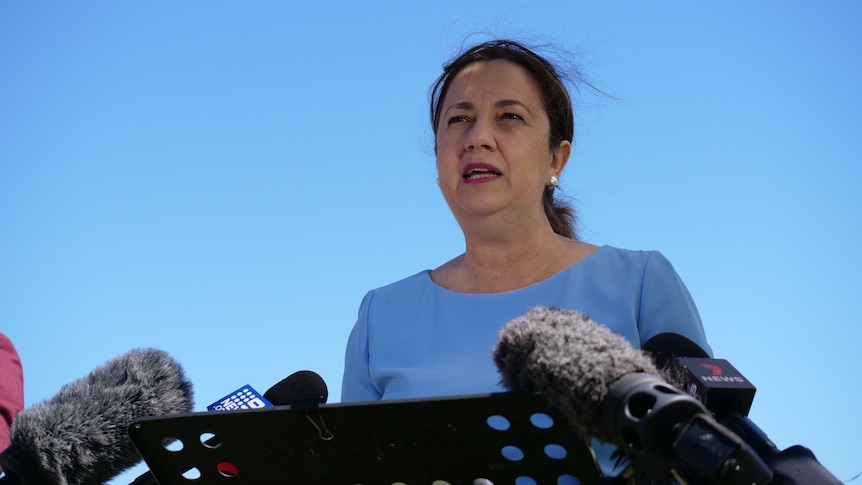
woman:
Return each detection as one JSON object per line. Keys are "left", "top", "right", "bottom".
{"left": 341, "top": 39, "right": 711, "bottom": 480}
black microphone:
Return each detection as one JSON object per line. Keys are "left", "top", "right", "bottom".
{"left": 644, "top": 333, "right": 761, "bottom": 442}
{"left": 0, "top": 348, "right": 194, "bottom": 485}
{"left": 205, "top": 370, "right": 329, "bottom": 412}
{"left": 264, "top": 370, "right": 328, "bottom": 407}
{"left": 128, "top": 370, "right": 328, "bottom": 485}
{"left": 643, "top": 333, "right": 755, "bottom": 418}
{"left": 493, "top": 306, "right": 772, "bottom": 484}
{"left": 645, "top": 333, "right": 842, "bottom": 485}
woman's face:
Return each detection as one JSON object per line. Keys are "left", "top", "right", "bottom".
{"left": 435, "top": 59, "right": 570, "bottom": 228}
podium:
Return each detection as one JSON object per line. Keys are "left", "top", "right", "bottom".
{"left": 129, "top": 392, "right": 602, "bottom": 484}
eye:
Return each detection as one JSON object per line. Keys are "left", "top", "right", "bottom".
{"left": 447, "top": 115, "right": 470, "bottom": 124}
{"left": 500, "top": 112, "right": 524, "bottom": 121}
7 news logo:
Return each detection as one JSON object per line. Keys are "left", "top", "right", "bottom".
{"left": 697, "top": 362, "right": 747, "bottom": 383}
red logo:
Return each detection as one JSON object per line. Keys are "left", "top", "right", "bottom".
{"left": 699, "top": 363, "right": 723, "bottom": 376}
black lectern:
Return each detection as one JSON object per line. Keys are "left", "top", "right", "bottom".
{"left": 129, "top": 392, "right": 602, "bottom": 484}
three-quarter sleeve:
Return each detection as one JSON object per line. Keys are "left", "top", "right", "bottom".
{"left": 341, "top": 291, "right": 383, "bottom": 402}
{"left": 637, "top": 251, "right": 712, "bottom": 356}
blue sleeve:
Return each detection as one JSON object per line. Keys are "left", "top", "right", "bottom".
{"left": 638, "top": 252, "right": 713, "bottom": 356}
{"left": 340, "top": 291, "right": 383, "bottom": 402}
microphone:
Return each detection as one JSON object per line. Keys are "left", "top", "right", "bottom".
{"left": 128, "top": 370, "right": 328, "bottom": 485}
{"left": 204, "top": 370, "right": 328, "bottom": 412}
{"left": 263, "top": 370, "right": 328, "bottom": 407}
{"left": 642, "top": 333, "right": 754, "bottom": 418}
{"left": 494, "top": 307, "right": 661, "bottom": 444}
{"left": 644, "top": 333, "right": 842, "bottom": 485}
{"left": 644, "top": 333, "right": 760, "bottom": 437}
{"left": 493, "top": 306, "right": 772, "bottom": 484}
{"left": 0, "top": 348, "right": 194, "bottom": 485}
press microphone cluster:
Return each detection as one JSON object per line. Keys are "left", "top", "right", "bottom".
{"left": 494, "top": 307, "right": 774, "bottom": 484}
{"left": 0, "top": 348, "right": 194, "bottom": 485}
{"left": 644, "top": 334, "right": 842, "bottom": 485}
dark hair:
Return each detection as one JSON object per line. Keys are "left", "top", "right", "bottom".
{"left": 429, "top": 39, "right": 580, "bottom": 239}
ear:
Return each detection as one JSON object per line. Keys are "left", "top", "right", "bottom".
{"left": 550, "top": 140, "right": 572, "bottom": 178}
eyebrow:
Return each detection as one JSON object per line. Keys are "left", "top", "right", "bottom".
{"left": 444, "top": 99, "right": 535, "bottom": 116}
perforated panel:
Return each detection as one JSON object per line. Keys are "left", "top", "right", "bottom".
{"left": 129, "top": 392, "right": 602, "bottom": 484}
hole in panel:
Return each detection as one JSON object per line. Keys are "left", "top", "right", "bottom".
{"left": 161, "top": 437, "right": 183, "bottom": 452}
{"left": 530, "top": 413, "right": 554, "bottom": 429}
{"left": 544, "top": 443, "right": 567, "bottom": 460}
{"left": 515, "top": 477, "right": 537, "bottom": 485}
{"left": 557, "top": 474, "right": 579, "bottom": 485}
{"left": 486, "top": 414, "right": 511, "bottom": 431}
{"left": 200, "top": 432, "right": 221, "bottom": 448}
{"left": 181, "top": 467, "right": 201, "bottom": 480}
{"left": 501, "top": 445, "right": 525, "bottom": 462}
{"left": 217, "top": 461, "right": 239, "bottom": 477}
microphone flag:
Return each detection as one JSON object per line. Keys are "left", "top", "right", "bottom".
{"left": 206, "top": 385, "right": 272, "bottom": 412}
{"left": 677, "top": 357, "right": 756, "bottom": 416}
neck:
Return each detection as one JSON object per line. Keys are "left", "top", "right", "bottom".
{"left": 463, "top": 224, "right": 561, "bottom": 268}
{"left": 443, "top": 224, "right": 579, "bottom": 293}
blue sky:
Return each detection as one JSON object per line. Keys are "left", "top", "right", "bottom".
{"left": 2, "top": 1, "right": 860, "bottom": 483}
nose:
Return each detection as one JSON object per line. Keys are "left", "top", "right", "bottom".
{"left": 464, "top": 118, "right": 496, "bottom": 151}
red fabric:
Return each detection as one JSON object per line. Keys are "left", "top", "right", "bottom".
{"left": 0, "top": 333, "right": 24, "bottom": 457}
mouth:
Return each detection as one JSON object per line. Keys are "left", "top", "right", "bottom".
{"left": 463, "top": 163, "right": 502, "bottom": 181}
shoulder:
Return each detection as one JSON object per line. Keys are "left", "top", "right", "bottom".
{"left": 593, "top": 248, "right": 711, "bottom": 355}
{"left": 356, "top": 270, "right": 435, "bottom": 316}
{"left": 592, "top": 245, "right": 661, "bottom": 260}
{"left": 365, "top": 270, "right": 433, "bottom": 299}
{"left": 577, "top": 245, "right": 673, "bottom": 274}
{"left": 571, "top": 246, "right": 694, "bottom": 306}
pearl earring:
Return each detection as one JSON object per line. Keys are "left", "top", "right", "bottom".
{"left": 549, "top": 175, "right": 558, "bottom": 187}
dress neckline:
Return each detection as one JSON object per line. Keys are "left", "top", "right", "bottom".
{"left": 425, "top": 245, "right": 610, "bottom": 296}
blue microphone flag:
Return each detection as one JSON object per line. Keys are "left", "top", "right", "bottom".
{"left": 207, "top": 385, "right": 272, "bottom": 411}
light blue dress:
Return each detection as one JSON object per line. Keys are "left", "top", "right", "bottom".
{"left": 341, "top": 245, "right": 712, "bottom": 479}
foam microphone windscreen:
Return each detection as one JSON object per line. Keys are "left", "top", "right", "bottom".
{"left": 263, "top": 370, "right": 328, "bottom": 405}
{"left": 3, "top": 348, "right": 194, "bottom": 484}
{"left": 493, "top": 306, "right": 662, "bottom": 443}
